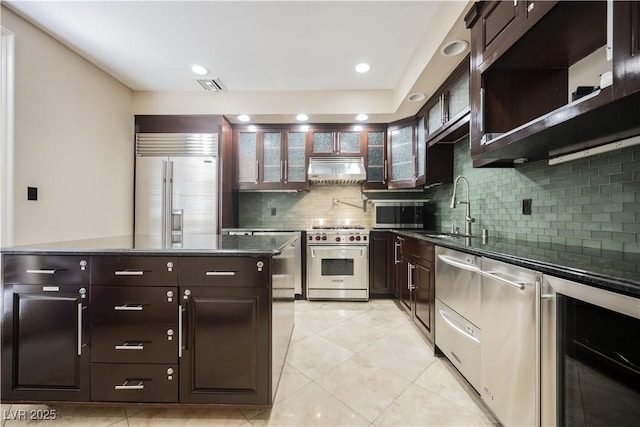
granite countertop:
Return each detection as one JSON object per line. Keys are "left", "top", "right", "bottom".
{"left": 396, "top": 230, "right": 640, "bottom": 298}
{"left": 0, "top": 234, "right": 298, "bottom": 256}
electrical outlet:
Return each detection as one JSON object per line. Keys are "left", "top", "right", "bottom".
{"left": 522, "top": 199, "right": 532, "bottom": 215}
{"left": 270, "top": 207, "right": 276, "bottom": 216}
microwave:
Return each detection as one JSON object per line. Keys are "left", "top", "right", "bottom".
{"left": 373, "top": 201, "right": 426, "bottom": 229}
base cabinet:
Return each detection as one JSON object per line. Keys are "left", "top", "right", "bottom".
{"left": 1, "top": 255, "right": 90, "bottom": 402}
{"left": 395, "top": 236, "right": 435, "bottom": 344}
{"left": 369, "top": 231, "right": 394, "bottom": 296}
{"left": 179, "top": 286, "right": 270, "bottom": 404}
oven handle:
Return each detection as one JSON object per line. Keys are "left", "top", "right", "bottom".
{"left": 309, "top": 246, "right": 368, "bottom": 258}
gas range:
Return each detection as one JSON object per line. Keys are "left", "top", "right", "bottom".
{"left": 307, "top": 220, "right": 369, "bottom": 245}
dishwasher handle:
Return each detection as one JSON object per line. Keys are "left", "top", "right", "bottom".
{"left": 482, "top": 270, "right": 526, "bottom": 290}
{"left": 438, "top": 254, "right": 526, "bottom": 290}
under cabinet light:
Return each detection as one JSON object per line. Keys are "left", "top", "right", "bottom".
{"left": 548, "top": 134, "right": 640, "bottom": 165}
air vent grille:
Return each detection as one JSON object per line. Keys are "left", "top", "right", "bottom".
{"left": 196, "top": 78, "right": 227, "bottom": 91}
{"left": 136, "top": 133, "right": 218, "bottom": 157}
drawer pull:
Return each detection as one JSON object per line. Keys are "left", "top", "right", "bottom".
{"left": 114, "top": 304, "right": 144, "bottom": 311}
{"left": 26, "top": 269, "right": 62, "bottom": 275}
{"left": 205, "top": 271, "right": 236, "bottom": 276}
{"left": 115, "top": 270, "right": 145, "bottom": 276}
{"left": 115, "top": 342, "right": 145, "bottom": 350}
{"left": 114, "top": 380, "right": 145, "bottom": 390}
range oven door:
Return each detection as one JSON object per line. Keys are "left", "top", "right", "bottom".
{"left": 306, "top": 245, "right": 369, "bottom": 300}
{"left": 542, "top": 275, "right": 640, "bottom": 426}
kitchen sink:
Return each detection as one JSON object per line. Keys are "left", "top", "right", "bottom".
{"left": 418, "top": 232, "right": 477, "bottom": 240}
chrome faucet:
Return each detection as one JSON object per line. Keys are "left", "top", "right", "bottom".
{"left": 450, "top": 175, "right": 475, "bottom": 236}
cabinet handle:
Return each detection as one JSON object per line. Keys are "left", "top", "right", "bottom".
{"left": 115, "top": 270, "right": 145, "bottom": 276}
{"left": 480, "top": 88, "right": 485, "bottom": 134}
{"left": 26, "top": 269, "right": 60, "bottom": 275}
{"left": 255, "top": 160, "right": 259, "bottom": 184}
{"left": 280, "top": 160, "right": 284, "bottom": 181}
{"left": 115, "top": 342, "right": 145, "bottom": 350}
{"left": 205, "top": 271, "right": 236, "bottom": 276}
{"left": 77, "top": 302, "right": 83, "bottom": 356}
{"left": 284, "top": 160, "right": 288, "bottom": 182}
{"left": 114, "top": 304, "right": 144, "bottom": 311}
{"left": 383, "top": 159, "right": 387, "bottom": 184}
{"left": 114, "top": 380, "right": 145, "bottom": 390}
{"left": 527, "top": 2, "right": 534, "bottom": 13}
{"left": 481, "top": 269, "right": 526, "bottom": 290}
{"left": 408, "top": 263, "right": 416, "bottom": 290}
{"left": 178, "top": 305, "right": 184, "bottom": 358}
{"left": 394, "top": 241, "right": 401, "bottom": 264}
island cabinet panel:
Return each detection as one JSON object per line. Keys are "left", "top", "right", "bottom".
{"left": 1, "top": 255, "right": 90, "bottom": 401}
{"left": 178, "top": 256, "right": 269, "bottom": 287}
{"left": 90, "top": 286, "right": 178, "bottom": 364}
{"left": 91, "top": 363, "right": 178, "bottom": 403}
{"left": 179, "top": 286, "right": 270, "bottom": 404}
{"left": 91, "top": 256, "right": 177, "bottom": 286}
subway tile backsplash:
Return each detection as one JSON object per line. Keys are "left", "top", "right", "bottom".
{"left": 238, "top": 136, "right": 640, "bottom": 253}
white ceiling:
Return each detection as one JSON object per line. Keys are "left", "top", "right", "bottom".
{"left": 3, "top": 0, "right": 473, "bottom": 123}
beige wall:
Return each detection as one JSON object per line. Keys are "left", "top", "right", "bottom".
{"left": 2, "top": 6, "right": 134, "bottom": 245}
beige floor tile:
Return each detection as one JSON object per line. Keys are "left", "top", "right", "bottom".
{"left": 272, "top": 363, "right": 313, "bottom": 403}
{"left": 319, "top": 318, "right": 388, "bottom": 353}
{"left": 286, "top": 333, "right": 354, "bottom": 380}
{"left": 414, "top": 358, "right": 495, "bottom": 421}
{"left": 126, "top": 407, "right": 248, "bottom": 426}
{"left": 247, "top": 382, "right": 370, "bottom": 426}
{"left": 373, "top": 384, "right": 497, "bottom": 426}
{"left": 315, "top": 354, "right": 411, "bottom": 423}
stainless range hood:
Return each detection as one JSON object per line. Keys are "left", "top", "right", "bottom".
{"left": 307, "top": 157, "right": 366, "bottom": 184}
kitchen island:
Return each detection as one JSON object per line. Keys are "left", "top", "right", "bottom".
{"left": 1, "top": 234, "right": 297, "bottom": 407}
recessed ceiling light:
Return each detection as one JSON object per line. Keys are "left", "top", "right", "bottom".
{"left": 248, "top": 125, "right": 257, "bottom": 131}
{"left": 296, "top": 114, "right": 309, "bottom": 122}
{"left": 356, "top": 114, "right": 368, "bottom": 121}
{"left": 353, "top": 125, "right": 363, "bottom": 131}
{"left": 355, "top": 63, "right": 371, "bottom": 73}
{"left": 237, "top": 114, "right": 250, "bottom": 122}
{"left": 441, "top": 40, "right": 469, "bottom": 57}
{"left": 191, "top": 64, "right": 209, "bottom": 75}
{"left": 408, "top": 93, "right": 426, "bottom": 102}
{"left": 300, "top": 125, "right": 310, "bottom": 132}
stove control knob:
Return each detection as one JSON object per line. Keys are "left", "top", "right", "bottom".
{"left": 321, "top": 235, "right": 327, "bottom": 241}
{"left": 315, "top": 236, "right": 321, "bottom": 241}
{"left": 356, "top": 236, "right": 361, "bottom": 241}
{"left": 349, "top": 236, "right": 355, "bottom": 241}
{"left": 335, "top": 237, "right": 341, "bottom": 242}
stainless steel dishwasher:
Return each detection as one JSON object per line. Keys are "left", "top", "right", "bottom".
{"left": 435, "top": 246, "right": 482, "bottom": 393}
{"left": 480, "top": 257, "right": 542, "bottom": 427}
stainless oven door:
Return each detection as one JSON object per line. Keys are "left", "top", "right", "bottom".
{"left": 306, "top": 245, "right": 369, "bottom": 300}
{"left": 542, "top": 275, "right": 640, "bottom": 426}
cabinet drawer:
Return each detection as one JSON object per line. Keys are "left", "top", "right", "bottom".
{"left": 91, "top": 256, "right": 177, "bottom": 286}
{"left": 91, "top": 363, "right": 177, "bottom": 402}
{"left": 91, "top": 286, "right": 177, "bottom": 325}
{"left": 3, "top": 255, "right": 89, "bottom": 285}
{"left": 179, "top": 257, "right": 268, "bottom": 287}
{"left": 402, "top": 238, "right": 434, "bottom": 263}
{"left": 91, "top": 325, "right": 177, "bottom": 364}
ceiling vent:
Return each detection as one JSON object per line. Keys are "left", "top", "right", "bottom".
{"left": 196, "top": 78, "right": 227, "bottom": 91}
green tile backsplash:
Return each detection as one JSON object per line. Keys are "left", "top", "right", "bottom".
{"left": 425, "top": 136, "right": 640, "bottom": 254}
{"left": 238, "top": 135, "right": 639, "bottom": 254}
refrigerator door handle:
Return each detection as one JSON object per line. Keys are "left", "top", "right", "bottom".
{"left": 166, "top": 160, "right": 174, "bottom": 247}
{"left": 161, "top": 160, "right": 168, "bottom": 246}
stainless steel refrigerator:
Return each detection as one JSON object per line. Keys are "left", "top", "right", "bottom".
{"left": 134, "top": 133, "right": 219, "bottom": 247}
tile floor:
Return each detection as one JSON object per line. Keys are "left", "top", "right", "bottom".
{"left": 1, "top": 299, "right": 497, "bottom": 426}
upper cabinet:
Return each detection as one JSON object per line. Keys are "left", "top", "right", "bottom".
{"left": 234, "top": 127, "right": 309, "bottom": 191}
{"left": 387, "top": 119, "right": 420, "bottom": 189}
{"left": 362, "top": 127, "right": 388, "bottom": 190}
{"left": 465, "top": 0, "right": 640, "bottom": 167}
{"left": 309, "top": 126, "right": 364, "bottom": 157}
{"left": 424, "top": 56, "right": 471, "bottom": 145}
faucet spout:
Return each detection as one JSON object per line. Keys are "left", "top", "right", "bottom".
{"left": 450, "top": 175, "right": 475, "bottom": 235}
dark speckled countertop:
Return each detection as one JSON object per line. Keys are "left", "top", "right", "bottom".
{"left": 0, "top": 234, "right": 298, "bottom": 257}
{"left": 396, "top": 230, "right": 640, "bottom": 298}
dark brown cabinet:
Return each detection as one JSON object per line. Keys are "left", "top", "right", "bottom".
{"left": 369, "top": 231, "right": 394, "bottom": 296}
{"left": 423, "top": 56, "right": 471, "bottom": 145}
{"left": 308, "top": 126, "right": 364, "bottom": 157}
{"left": 1, "top": 255, "right": 90, "bottom": 401}
{"left": 466, "top": 1, "right": 640, "bottom": 167}
{"left": 395, "top": 236, "right": 435, "bottom": 344}
{"left": 361, "top": 127, "right": 389, "bottom": 190}
{"left": 234, "top": 127, "right": 309, "bottom": 191}
{"left": 614, "top": 0, "right": 640, "bottom": 98}
{"left": 178, "top": 257, "right": 271, "bottom": 405}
